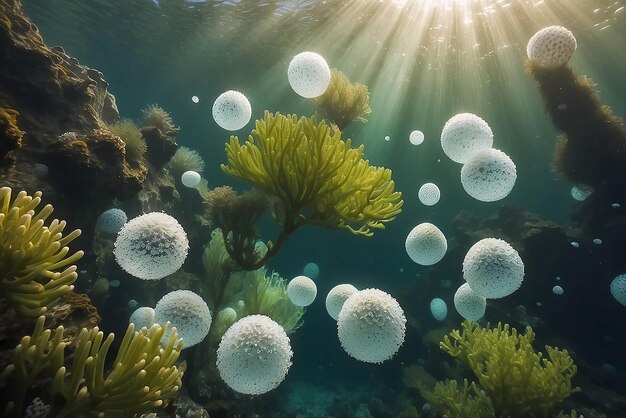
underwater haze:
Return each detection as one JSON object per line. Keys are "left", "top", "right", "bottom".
{"left": 1, "top": 0, "right": 626, "bottom": 416}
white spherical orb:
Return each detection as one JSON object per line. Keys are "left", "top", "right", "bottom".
{"left": 337, "top": 288, "right": 406, "bottom": 364}
{"left": 287, "top": 51, "right": 331, "bottom": 98}
{"left": 527, "top": 26, "right": 577, "bottom": 69}
{"left": 430, "top": 298, "right": 447, "bottom": 321}
{"left": 325, "top": 284, "right": 358, "bottom": 321}
{"left": 463, "top": 238, "right": 524, "bottom": 299}
{"left": 287, "top": 275, "right": 317, "bottom": 307}
{"left": 461, "top": 148, "right": 517, "bottom": 202}
{"left": 191, "top": 95, "right": 200, "bottom": 103}
{"left": 303, "top": 262, "right": 320, "bottom": 279}
{"left": 212, "top": 90, "right": 252, "bottom": 131}
{"left": 409, "top": 130, "right": 424, "bottom": 145}
{"left": 384, "top": 135, "right": 391, "bottom": 142}
{"left": 440, "top": 113, "right": 493, "bottom": 164}
{"left": 181, "top": 170, "right": 202, "bottom": 188}
{"left": 571, "top": 185, "right": 593, "bottom": 201}
{"left": 96, "top": 208, "right": 127, "bottom": 234}
{"left": 129, "top": 307, "right": 155, "bottom": 329}
{"left": 552, "top": 285, "right": 564, "bottom": 295}
{"left": 418, "top": 183, "right": 441, "bottom": 206}
{"left": 610, "top": 275, "right": 626, "bottom": 307}
{"left": 113, "top": 212, "right": 189, "bottom": 280}
{"left": 155, "top": 290, "right": 211, "bottom": 349}
{"left": 453, "top": 283, "right": 486, "bottom": 321}
{"left": 217, "top": 315, "right": 292, "bottom": 395}
{"left": 405, "top": 223, "right": 447, "bottom": 266}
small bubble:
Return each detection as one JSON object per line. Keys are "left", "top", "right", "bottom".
{"left": 536, "top": 301, "right": 543, "bottom": 307}
{"left": 570, "top": 241, "right": 579, "bottom": 248}
{"left": 612, "top": 203, "right": 621, "bottom": 208}
{"left": 128, "top": 299, "right": 139, "bottom": 308}
{"left": 191, "top": 95, "right": 200, "bottom": 103}
{"left": 557, "top": 103, "right": 567, "bottom": 110}
{"left": 110, "top": 279, "right": 121, "bottom": 288}
{"left": 384, "top": 135, "right": 391, "bottom": 141}
{"left": 552, "top": 285, "right": 564, "bottom": 295}
{"left": 593, "top": 238, "right": 603, "bottom": 245}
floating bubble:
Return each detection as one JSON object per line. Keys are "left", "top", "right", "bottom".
{"left": 384, "top": 135, "right": 391, "bottom": 142}
{"left": 552, "top": 285, "right": 564, "bottom": 295}
{"left": 430, "top": 298, "right": 447, "bottom": 321}
{"left": 409, "top": 130, "right": 424, "bottom": 145}
{"left": 405, "top": 223, "right": 447, "bottom": 266}
{"left": 303, "top": 262, "right": 320, "bottom": 279}
{"left": 461, "top": 148, "right": 516, "bottom": 202}
{"left": 571, "top": 185, "right": 593, "bottom": 201}
{"left": 212, "top": 90, "right": 252, "bottom": 131}
{"left": 181, "top": 170, "right": 202, "bottom": 188}
{"left": 191, "top": 95, "right": 200, "bottom": 103}
{"left": 612, "top": 203, "right": 621, "bottom": 208}
{"left": 593, "top": 238, "right": 603, "bottom": 245}
{"left": 570, "top": 241, "right": 580, "bottom": 248}
{"left": 287, "top": 51, "right": 331, "bottom": 98}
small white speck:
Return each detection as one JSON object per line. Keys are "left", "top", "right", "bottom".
{"left": 570, "top": 241, "right": 579, "bottom": 248}
{"left": 384, "top": 135, "right": 391, "bottom": 141}
{"left": 612, "top": 203, "right": 621, "bottom": 208}
{"left": 191, "top": 95, "right": 200, "bottom": 103}
{"left": 552, "top": 285, "right": 564, "bottom": 295}
{"left": 555, "top": 276, "right": 561, "bottom": 281}
{"left": 536, "top": 301, "right": 543, "bottom": 307}
{"left": 557, "top": 103, "right": 567, "bottom": 110}
{"left": 593, "top": 238, "right": 603, "bottom": 245}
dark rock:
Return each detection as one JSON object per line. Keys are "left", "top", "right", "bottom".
{"left": 141, "top": 125, "right": 178, "bottom": 170}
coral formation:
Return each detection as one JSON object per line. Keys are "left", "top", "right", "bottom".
{"left": 0, "top": 187, "right": 83, "bottom": 317}
{"left": 108, "top": 119, "right": 147, "bottom": 166}
{"left": 314, "top": 69, "right": 372, "bottom": 130}
{"left": 221, "top": 111, "right": 403, "bottom": 269}
{"left": 428, "top": 320, "right": 579, "bottom": 418}
{"left": 422, "top": 379, "right": 495, "bottom": 418}
{"left": 0, "top": 316, "right": 184, "bottom": 417}
{"left": 142, "top": 104, "right": 178, "bottom": 136}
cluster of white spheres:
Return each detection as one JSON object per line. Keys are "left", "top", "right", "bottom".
{"left": 527, "top": 26, "right": 577, "bottom": 69}
{"left": 287, "top": 275, "right": 317, "bottom": 307}
{"left": 217, "top": 315, "right": 292, "bottom": 395}
{"left": 429, "top": 298, "right": 447, "bottom": 321}
{"left": 181, "top": 170, "right": 202, "bottom": 188}
{"left": 113, "top": 212, "right": 189, "bottom": 281}
{"left": 461, "top": 148, "right": 517, "bottom": 202}
{"left": 440, "top": 113, "right": 493, "bottom": 164}
{"left": 155, "top": 290, "right": 211, "bottom": 349}
{"left": 325, "top": 284, "right": 358, "bottom": 321}
{"left": 418, "top": 183, "right": 441, "bottom": 206}
{"left": 287, "top": 51, "right": 331, "bottom": 98}
{"left": 303, "top": 262, "right": 320, "bottom": 279}
{"left": 212, "top": 90, "right": 252, "bottom": 131}
{"left": 129, "top": 306, "right": 155, "bottom": 329}
{"left": 405, "top": 223, "right": 447, "bottom": 266}
{"left": 96, "top": 208, "right": 127, "bottom": 234}
{"left": 409, "top": 130, "right": 424, "bottom": 146}
{"left": 463, "top": 238, "right": 524, "bottom": 299}
{"left": 453, "top": 283, "right": 486, "bottom": 321}
{"left": 610, "top": 275, "right": 626, "bottom": 307}
{"left": 337, "top": 288, "right": 406, "bottom": 364}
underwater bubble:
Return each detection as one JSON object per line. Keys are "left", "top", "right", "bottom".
{"left": 453, "top": 283, "right": 486, "bottom": 321}
{"left": 384, "top": 135, "right": 391, "bottom": 141}
{"left": 440, "top": 113, "right": 493, "bottom": 164}
{"left": 212, "top": 90, "right": 252, "bottom": 131}
{"left": 325, "top": 284, "right": 358, "bottom": 321}
{"left": 593, "top": 238, "right": 603, "bottom": 245}
{"left": 181, "top": 170, "right": 202, "bottom": 188}
{"left": 399, "top": 267, "right": 404, "bottom": 273}
{"left": 555, "top": 276, "right": 561, "bottom": 281}
{"left": 552, "top": 285, "right": 564, "bottom": 295}
{"left": 610, "top": 274, "right": 626, "bottom": 306}
{"left": 612, "top": 203, "right": 621, "bottom": 208}
{"left": 302, "top": 262, "right": 320, "bottom": 279}
{"left": 527, "top": 26, "right": 577, "bottom": 69}
{"left": 461, "top": 148, "right": 517, "bottom": 202}
{"left": 418, "top": 183, "right": 440, "bottom": 206}
{"left": 288, "top": 51, "right": 331, "bottom": 98}
{"left": 429, "top": 298, "right": 447, "bottom": 321}
{"left": 110, "top": 279, "right": 121, "bottom": 288}
{"left": 405, "top": 223, "right": 447, "bottom": 266}
{"left": 129, "top": 307, "right": 155, "bottom": 329}
{"left": 96, "top": 208, "right": 127, "bottom": 235}
{"left": 536, "top": 301, "right": 543, "bottom": 307}
{"left": 463, "top": 238, "right": 524, "bottom": 299}
{"left": 409, "top": 130, "right": 424, "bottom": 145}
{"left": 128, "top": 299, "right": 139, "bottom": 308}
{"left": 571, "top": 185, "right": 593, "bottom": 201}
{"left": 191, "top": 95, "right": 199, "bottom": 103}
{"left": 287, "top": 275, "right": 317, "bottom": 307}
{"left": 155, "top": 290, "right": 211, "bottom": 349}
{"left": 570, "top": 241, "right": 580, "bottom": 248}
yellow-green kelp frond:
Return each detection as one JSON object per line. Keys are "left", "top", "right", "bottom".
{"left": 0, "top": 316, "right": 184, "bottom": 418}
{"left": 222, "top": 111, "right": 403, "bottom": 237}
{"left": 440, "top": 320, "right": 580, "bottom": 418}
{"left": 421, "top": 379, "right": 495, "bottom": 418}
{"left": 314, "top": 69, "right": 372, "bottom": 130}
{"left": 0, "top": 187, "right": 83, "bottom": 317}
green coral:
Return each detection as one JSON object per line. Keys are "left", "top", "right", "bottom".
{"left": 0, "top": 316, "right": 184, "bottom": 417}
{"left": 314, "top": 69, "right": 372, "bottom": 130}
{"left": 166, "top": 146, "right": 205, "bottom": 179}
{"left": 142, "top": 104, "right": 178, "bottom": 136}
{"left": 109, "top": 119, "right": 147, "bottom": 166}
{"left": 0, "top": 187, "right": 83, "bottom": 317}
{"left": 428, "top": 321, "right": 580, "bottom": 418}
{"left": 422, "top": 379, "right": 495, "bottom": 418}
{"left": 221, "top": 110, "right": 403, "bottom": 269}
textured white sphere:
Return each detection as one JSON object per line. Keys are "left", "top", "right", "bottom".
{"left": 287, "top": 51, "right": 331, "bottom": 98}
{"left": 610, "top": 275, "right": 626, "bottom": 307}
{"left": 303, "top": 262, "right": 320, "bottom": 279}
{"left": 409, "top": 130, "right": 424, "bottom": 145}
{"left": 405, "top": 223, "right": 447, "bottom": 266}
{"left": 181, "top": 170, "right": 202, "bottom": 188}
{"left": 155, "top": 290, "right": 211, "bottom": 349}
{"left": 96, "top": 208, "right": 127, "bottom": 234}
{"left": 527, "top": 26, "right": 577, "bottom": 69}
{"left": 571, "top": 185, "right": 593, "bottom": 201}
{"left": 441, "top": 113, "right": 493, "bottom": 163}
{"left": 287, "top": 275, "right": 317, "bottom": 307}
{"left": 463, "top": 238, "right": 524, "bottom": 299}
{"left": 552, "top": 285, "right": 564, "bottom": 295}
{"left": 430, "top": 298, "right": 447, "bottom": 321}
{"left": 113, "top": 212, "right": 189, "bottom": 280}
{"left": 212, "top": 90, "right": 252, "bottom": 131}
{"left": 337, "top": 288, "right": 406, "bottom": 363}
{"left": 217, "top": 315, "right": 292, "bottom": 395}
{"left": 453, "top": 283, "right": 486, "bottom": 321}
{"left": 129, "top": 307, "right": 155, "bottom": 329}
{"left": 418, "top": 183, "right": 441, "bottom": 206}
{"left": 461, "top": 148, "right": 517, "bottom": 202}
{"left": 325, "top": 284, "right": 358, "bottom": 321}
